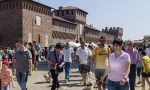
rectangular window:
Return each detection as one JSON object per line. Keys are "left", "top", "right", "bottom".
{"left": 66, "top": 10, "right": 69, "bottom": 16}
{"left": 62, "top": 11, "right": 64, "bottom": 16}
{"left": 79, "top": 24, "right": 83, "bottom": 35}
{"left": 36, "top": 16, "right": 41, "bottom": 25}
{"left": 72, "top": 10, "right": 74, "bottom": 15}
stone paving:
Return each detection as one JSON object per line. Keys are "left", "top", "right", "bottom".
{"left": 12, "top": 61, "right": 147, "bottom": 90}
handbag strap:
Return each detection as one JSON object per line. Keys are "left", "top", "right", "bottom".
{"left": 54, "top": 50, "right": 59, "bottom": 63}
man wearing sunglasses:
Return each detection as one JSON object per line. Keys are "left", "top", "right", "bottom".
{"left": 93, "top": 36, "right": 111, "bottom": 90}
{"left": 125, "top": 40, "right": 140, "bottom": 90}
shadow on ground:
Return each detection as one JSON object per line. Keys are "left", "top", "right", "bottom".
{"left": 34, "top": 81, "right": 50, "bottom": 84}
{"left": 60, "top": 82, "right": 84, "bottom": 87}
{"left": 37, "top": 61, "right": 49, "bottom": 71}
{"left": 70, "top": 74, "right": 80, "bottom": 77}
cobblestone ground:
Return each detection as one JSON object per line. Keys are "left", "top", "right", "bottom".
{"left": 12, "top": 61, "right": 146, "bottom": 90}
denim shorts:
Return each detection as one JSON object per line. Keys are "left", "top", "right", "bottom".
{"left": 107, "top": 79, "right": 129, "bottom": 90}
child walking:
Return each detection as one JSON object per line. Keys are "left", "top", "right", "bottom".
{"left": 0, "top": 60, "right": 14, "bottom": 90}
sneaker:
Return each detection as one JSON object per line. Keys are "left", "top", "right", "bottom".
{"left": 137, "top": 81, "right": 142, "bottom": 84}
{"left": 65, "top": 79, "right": 68, "bottom": 83}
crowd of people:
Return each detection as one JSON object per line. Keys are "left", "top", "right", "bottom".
{"left": 46, "top": 36, "right": 150, "bottom": 90}
{"left": 0, "top": 36, "right": 150, "bottom": 90}
{"left": 0, "top": 39, "right": 42, "bottom": 90}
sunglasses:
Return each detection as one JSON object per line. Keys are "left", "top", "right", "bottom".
{"left": 100, "top": 40, "right": 106, "bottom": 42}
{"left": 127, "top": 44, "right": 132, "bottom": 45}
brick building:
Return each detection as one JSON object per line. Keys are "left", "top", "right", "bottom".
{"left": 0, "top": 0, "right": 123, "bottom": 48}
{"left": 53, "top": 6, "right": 88, "bottom": 43}
{"left": 0, "top": 0, "right": 52, "bottom": 48}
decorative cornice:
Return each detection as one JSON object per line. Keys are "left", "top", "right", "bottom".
{"left": 0, "top": 0, "right": 52, "bottom": 16}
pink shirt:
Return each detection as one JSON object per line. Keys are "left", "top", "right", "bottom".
{"left": 108, "top": 51, "right": 130, "bottom": 81}
{"left": 0, "top": 69, "right": 12, "bottom": 87}
{"left": 125, "top": 48, "right": 140, "bottom": 64}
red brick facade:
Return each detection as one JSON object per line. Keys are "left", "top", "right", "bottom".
{"left": 0, "top": 0, "right": 52, "bottom": 48}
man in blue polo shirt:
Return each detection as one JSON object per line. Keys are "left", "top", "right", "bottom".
{"left": 13, "top": 38, "right": 32, "bottom": 90}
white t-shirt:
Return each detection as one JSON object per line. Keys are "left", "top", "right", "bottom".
{"left": 62, "top": 47, "right": 74, "bottom": 62}
{"left": 76, "top": 47, "right": 92, "bottom": 65}
{"left": 145, "top": 48, "right": 150, "bottom": 57}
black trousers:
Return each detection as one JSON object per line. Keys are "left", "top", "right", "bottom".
{"left": 129, "top": 64, "right": 136, "bottom": 90}
{"left": 50, "top": 69, "right": 60, "bottom": 90}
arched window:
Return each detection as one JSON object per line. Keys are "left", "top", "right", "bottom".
{"left": 45, "top": 35, "right": 48, "bottom": 47}
{"left": 38, "top": 34, "right": 41, "bottom": 43}
{"left": 28, "top": 33, "right": 32, "bottom": 42}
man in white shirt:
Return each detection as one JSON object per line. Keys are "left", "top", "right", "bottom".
{"left": 76, "top": 42, "right": 92, "bottom": 85}
{"left": 145, "top": 44, "right": 150, "bottom": 57}
{"left": 62, "top": 42, "right": 74, "bottom": 82}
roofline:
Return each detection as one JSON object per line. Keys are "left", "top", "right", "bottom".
{"left": 32, "top": 0, "right": 54, "bottom": 9}
{"left": 0, "top": 0, "right": 54, "bottom": 10}
{"left": 53, "top": 8, "right": 88, "bottom": 14}
{"left": 52, "top": 16, "right": 77, "bottom": 25}
{"left": 84, "top": 25, "right": 100, "bottom": 32}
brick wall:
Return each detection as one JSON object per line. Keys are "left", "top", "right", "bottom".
{"left": 0, "top": 7, "right": 22, "bottom": 48}
{"left": 0, "top": 0, "right": 52, "bottom": 48}
{"left": 22, "top": 9, "right": 52, "bottom": 47}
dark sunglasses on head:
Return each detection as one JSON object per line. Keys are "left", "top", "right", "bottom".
{"left": 113, "top": 43, "right": 122, "bottom": 46}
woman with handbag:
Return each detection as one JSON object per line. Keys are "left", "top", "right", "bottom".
{"left": 47, "top": 43, "right": 65, "bottom": 90}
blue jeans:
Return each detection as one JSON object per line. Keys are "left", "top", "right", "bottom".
{"left": 107, "top": 79, "right": 129, "bottom": 90}
{"left": 1, "top": 86, "right": 10, "bottom": 90}
{"left": 65, "top": 62, "right": 71, "bottom": 79}
{"left": 137, "top": 67, "right": 143, "bottom": 77}
{"left": 16, "top": 71, "right": 29, "bottom": 90}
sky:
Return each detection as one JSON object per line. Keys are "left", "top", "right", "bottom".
{"left": 35, "top": 0, "right": 150, "bottom": 40}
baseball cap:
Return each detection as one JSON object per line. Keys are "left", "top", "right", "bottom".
{"left": 2, "top": 60, "right": 9, "bottom": 65}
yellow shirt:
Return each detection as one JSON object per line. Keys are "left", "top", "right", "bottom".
{"left": 142, "top": 56, "right": 150, "bottom": 73}
{"left": 93, "top": 47, "right": 110, "bottom": 69}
